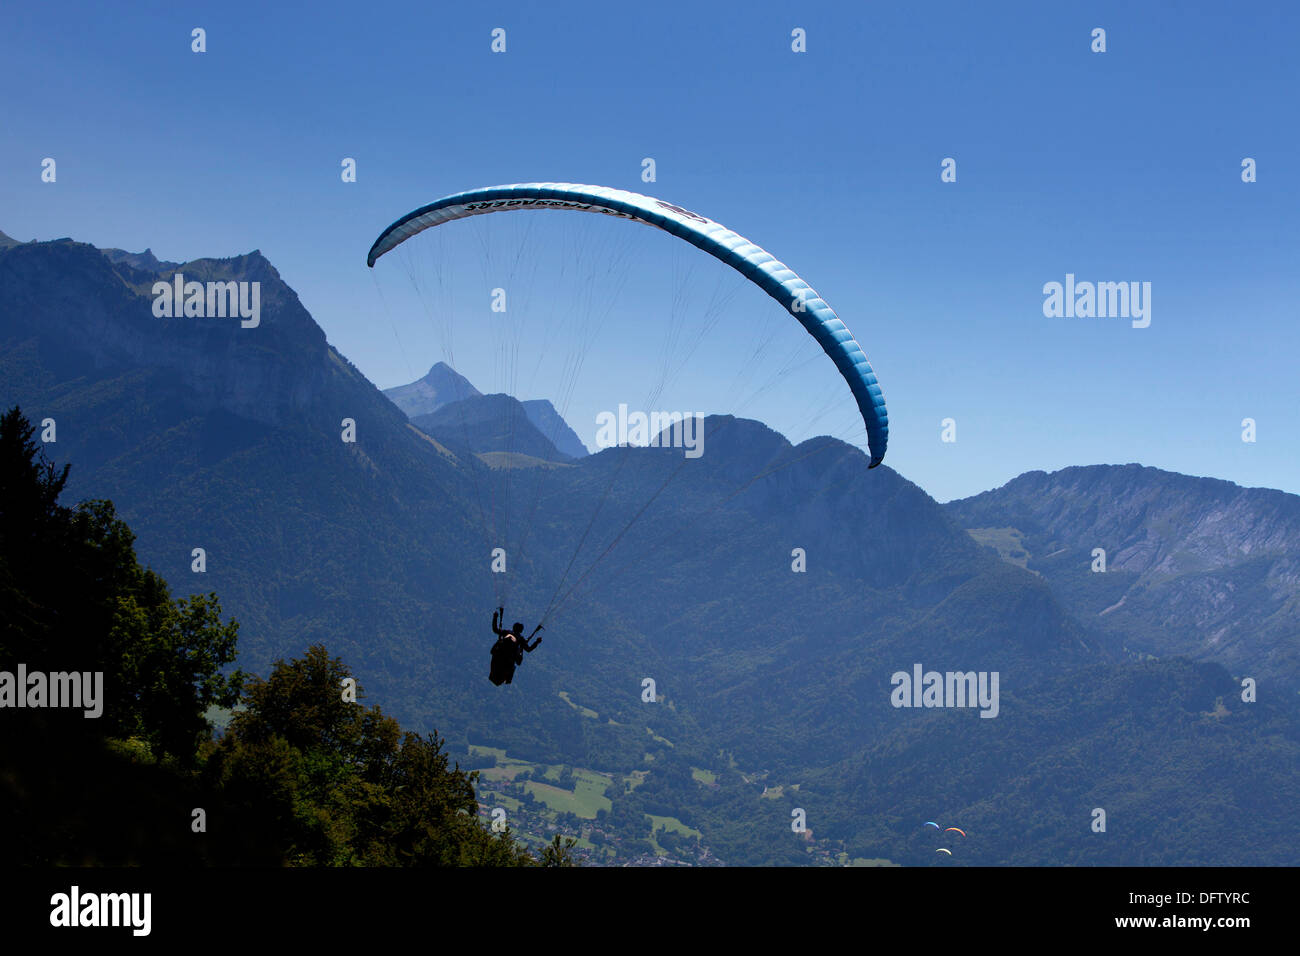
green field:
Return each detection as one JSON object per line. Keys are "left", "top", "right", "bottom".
{"left": 647, "top": 814, "right": 701, "bottom": 838}
{"left": 520, "top": 775, "right": 611, "bottom": 816}
{"left": 467, "top": 744, "right": 708, "bottom": 857}
{"left": 558, "top": 690, "right": 599, "bottom": 719}
{"left": 477, "top": 762, "right": 535, "bottom": 782}
{"left": 477, "top": 791, "right": 523, "bottom": 812}
{"left": 469, "top": 744, "right": 544, "bottom": 783}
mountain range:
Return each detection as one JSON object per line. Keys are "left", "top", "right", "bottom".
{"left": 1, "top": 231, "right": 1296, "bottom": 865}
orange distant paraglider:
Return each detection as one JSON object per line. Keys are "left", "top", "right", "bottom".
{"left": 944, "top": 827, "right": 967, "bottom": 837}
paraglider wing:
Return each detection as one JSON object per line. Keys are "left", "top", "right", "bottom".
{"left": 367, "top": 183, "right": 889, "bottom": 468}
{"left": 924, "top": 821, "right": 941, "bottom": 828}
{"left": 936, "top": 848, "right": 952, "bottom": 855}
{"left": 944, "top": 827, "right": 967, "bottom": 837}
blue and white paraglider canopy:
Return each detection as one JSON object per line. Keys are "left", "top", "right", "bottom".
{"left": 367, "top": 183, "right": 889, "bottom": 468}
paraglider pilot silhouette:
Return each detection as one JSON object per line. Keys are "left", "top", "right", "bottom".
{"left": 489, "top": 607, "right": 542, "bottom": 686}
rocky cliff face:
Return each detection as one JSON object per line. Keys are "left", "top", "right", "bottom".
{"left": 0, "top": 237, "right": 395, "bottom": 434}
{"left": 520, "top": 399, "right": 588, "bottom": 459}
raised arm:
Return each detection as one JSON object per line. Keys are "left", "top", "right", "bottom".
{"left": 492, "top": 607, "right": 509, "bottom": 637}
{"left": 524, "top": 624, "right": 544, "bottom": 652}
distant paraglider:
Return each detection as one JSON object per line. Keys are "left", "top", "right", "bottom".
{"left": 924, "top": 821, "right": 967, "bottom": 862}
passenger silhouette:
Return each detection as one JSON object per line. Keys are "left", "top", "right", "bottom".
{"left": 489, "top": 607, "right": 542, "bottom": 686}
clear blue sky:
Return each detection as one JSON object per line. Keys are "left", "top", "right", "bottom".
{"left": 3, "top": 0, "right": 1296, "bottom": 501}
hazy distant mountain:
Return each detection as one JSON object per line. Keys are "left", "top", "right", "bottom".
{"left": 944, "top": 465, "right": 1300, "bottom": 683}
{"left": 413, "top": 393, "right": 572, "bottom": 463}
{"left": 521, "top": 398, "right": 588, "bottom": 459}
{"left": 384, "top": 362, "right": 481, "bottom": 418}
{"left": 386, "top": 364, "right": 587, "bottom": 459}
{"left": 0, "top": 229, "right": 21, "bottom": 250}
